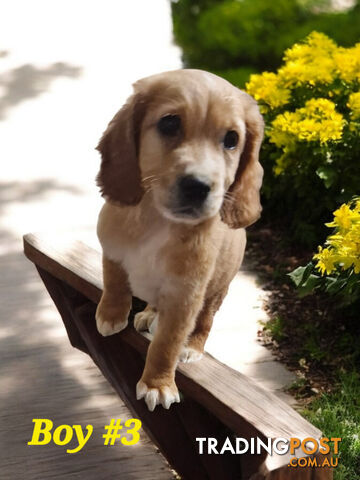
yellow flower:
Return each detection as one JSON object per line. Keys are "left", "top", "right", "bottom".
{"left": 278, "top": 57, "right": 334, "bottom": 87}
{"left": 288, "top": 32, "right": 336, "bottom": 55}
{"left": 315, "top": 201, "right": 360, "bottom": 276}
{"left": 333, "top": 44, "right": 360, "bottom": 83}
{"left": 279, "top": 32, "right": 337, "bottom": 87}
{"left": 246, "top": 72, "right": 290, "bottom": 109}
{"left": 313, "top": 247, "right": 337, "bottom": 275}
{"left": 325, "top": 204, "right": 355, "bottom": 231}
{"left": 269, "top": 99, "right": 344, "bottom": 147}
{"left": 275, "top": 33, "right": 360, "bottom": 87}
{"left": 348, "top": 92, "right": 360, "bottom": 119}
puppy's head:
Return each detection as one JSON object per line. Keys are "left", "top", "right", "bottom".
{"left": 97, "top": 69, "right": 264, "bottom": 228}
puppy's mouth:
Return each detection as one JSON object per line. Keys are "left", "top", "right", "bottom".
{"left": 169, "top": 205, "right": 202, "bottom": 219}
{"left": 153, "top": 175, "right": 222, "bottom": 224}
{"left": 161, "top": 196, "right": 223, "bottom": 224}
{"left": 160, "top": 204, "right": 205, "bottom": 224}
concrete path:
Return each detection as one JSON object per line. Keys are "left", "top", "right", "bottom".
{"left": 0, "top": 1, "right": 294, "bottom": 477}
{"left": 207, "top": 266, "right": 296, "bottom": 404}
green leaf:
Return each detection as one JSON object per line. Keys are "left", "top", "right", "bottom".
{"left": 316, "top": 166, "right": 337, "bottom": 188}
{"left": 288, "top": 263, "right": 314, "bottom": 287}
{"left": 324, "top": 276, "right": 346, "bottom": 294}
{"left": 297, "top": 274, "right": 322, "bottom": 297}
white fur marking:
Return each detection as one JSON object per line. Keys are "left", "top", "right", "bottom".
{"left": 95, "top": 310, "right": 128, "bottom": 337}
{"left": 136, "top": 380, "right": 180, "bottom": 411}
{"left": 103, "top": 225, "right": 170, "bottom": 305}
{"left": 134, "top": 309, "right": 158, "bottom": 332}
{"left": 179, "top": 346, "right": 203, "bottom": 363}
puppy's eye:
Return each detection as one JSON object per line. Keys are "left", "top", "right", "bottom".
{"left": 223, "top": 130, "right": 239, "bottom": 150}
{"left": 157, "top": 114, "right": 181, "bottom": 136}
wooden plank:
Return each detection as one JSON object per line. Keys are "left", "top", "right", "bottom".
{"left": 23, "top": 233, "right": 330, "bottom": 478}
{"left": 24, "top": 233, "right": 102, "bottom": 304}
{"left": 36, "top": 265, "right": 88, "bottom": 354}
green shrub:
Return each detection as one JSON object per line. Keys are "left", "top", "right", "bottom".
{"left": 171, "top": 0, "right": 360, "bottom": 87}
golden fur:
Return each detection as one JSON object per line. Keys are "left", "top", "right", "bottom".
{"left": 95, "top": 69, "right": 264, "bottom": 411}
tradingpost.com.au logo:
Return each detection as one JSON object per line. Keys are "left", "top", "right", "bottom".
{"left": 196, "top": 436, "right": 341, "bottom": 468}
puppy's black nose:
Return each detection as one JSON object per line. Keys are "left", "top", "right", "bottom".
{"left": 178, "top": 175, "right": 211, "bottom": 207}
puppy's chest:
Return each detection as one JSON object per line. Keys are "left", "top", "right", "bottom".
{"left": 117, "top": 228, "right": 170, "bottom": 305}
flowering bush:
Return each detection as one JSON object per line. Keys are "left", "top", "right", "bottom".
{"left": 289, "top": 199, "right": 360, "bottom": 306}
{"left": 246, "top": 32, "right": 360, "bottom": 246}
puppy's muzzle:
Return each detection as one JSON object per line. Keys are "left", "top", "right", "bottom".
{"left": 177, "top": 175, "right": 211, "bottom": 212}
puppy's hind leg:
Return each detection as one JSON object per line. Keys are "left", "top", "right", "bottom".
{"left": 96, "top": 256, "right": 132, "bottom": 336}
{"left": 134, "top": 305, "right": 158, "bottom": 334}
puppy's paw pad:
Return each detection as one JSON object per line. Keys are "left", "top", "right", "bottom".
{"left": 136, "top": 380, "right": 180, "bottom": 411}
{"left": 134, "top": 310, "right": 158, "bottom": 333}
{"left": 179, "top": 347, "right": 203, "bottom": 363}
{"left": 96, "top": 312, "right": 128, "bottom": 337}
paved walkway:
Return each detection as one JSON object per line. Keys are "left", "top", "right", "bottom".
{"left": 0, "top": 1, "right": 294, "bottom": 478}
{"left": 207, "top": 266, "right": 295, "bottom": 404}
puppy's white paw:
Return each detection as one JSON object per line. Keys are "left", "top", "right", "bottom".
{"left": 95, "top": 310, "right": 128, "bottom": 337}
{"left": 148, "top": 316, "right": 158, "bottom": 335}
{"left": 134, "top": 309, "right": 158, "bottom": 334}
{"left": 179, "top": 346, "right": 203, "bottom": 363}
{"left": 136, "top": 380, "right": 180, "bottom": 411}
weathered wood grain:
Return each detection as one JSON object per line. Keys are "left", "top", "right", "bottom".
{"left": 2, "top": 243, "right": 174, "bottom": 480}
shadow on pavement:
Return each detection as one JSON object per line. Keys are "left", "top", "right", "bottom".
{"left": 0, "top": 179, "right": 84, "bottom": 205}
{"left": 0, "top": 60, "right": 82, "bottom": 120}
{"left": 0, "top": 178, "right": 172, "bottom": 479}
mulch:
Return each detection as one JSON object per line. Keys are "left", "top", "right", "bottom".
{"left": 245, "top": 221, "right": 360, "bottom": 404}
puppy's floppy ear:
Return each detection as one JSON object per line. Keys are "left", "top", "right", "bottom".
{"left": 96, "top": 90, "right": 147, "bottom": 205}
{"left": 221, "top": 93, "right": 264, "bottom": 229}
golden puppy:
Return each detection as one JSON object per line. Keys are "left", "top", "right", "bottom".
{"left": 95, "top": 69, "right": 264, "bottom": 411}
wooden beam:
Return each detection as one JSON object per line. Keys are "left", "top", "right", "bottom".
{"left": 23, "top": 233, "right": 333, "bottom": 480}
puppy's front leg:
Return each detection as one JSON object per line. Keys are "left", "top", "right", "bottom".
{"left": 136, "top": 291, "right": 204, "bottom": 411}
{"left": 96, "top": 255, "right": 132, "bottom": 336}
{"left": 180, "top": 288, "right": 228, "bottom": 363}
